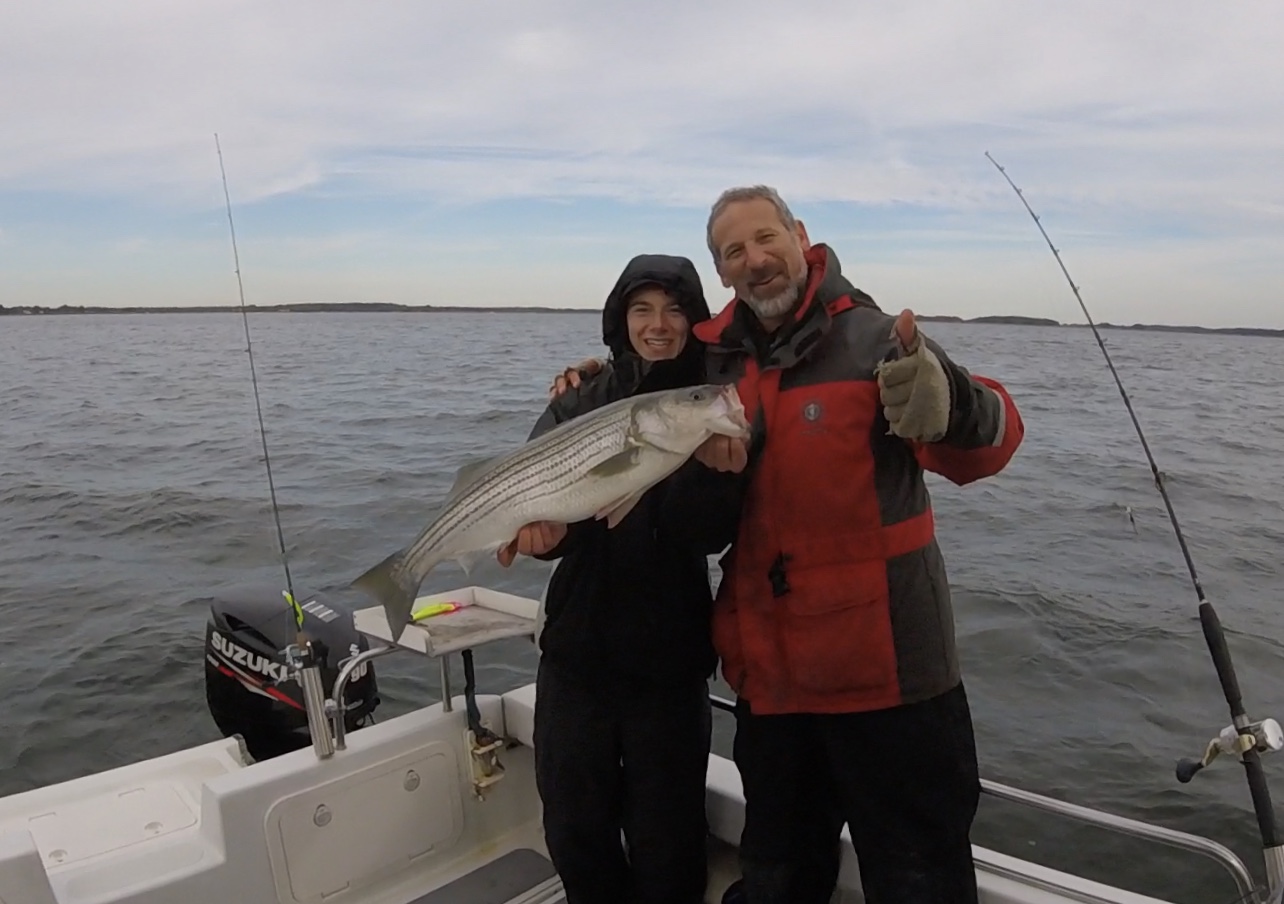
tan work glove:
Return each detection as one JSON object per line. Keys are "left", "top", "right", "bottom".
{"left": 874, "top": 309, "right": 950, "bottom": 443}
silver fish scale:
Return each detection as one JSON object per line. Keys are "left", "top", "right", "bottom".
{"left": 400, "top": 400, "right": 641, "bottom": 571}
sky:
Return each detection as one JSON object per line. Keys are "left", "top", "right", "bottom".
{"left": 2, "top": 1, "right": 1282, "bottom": 328}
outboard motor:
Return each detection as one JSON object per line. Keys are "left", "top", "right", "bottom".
{"left": 204, "top": 587, "right": 380, "bottom": 761}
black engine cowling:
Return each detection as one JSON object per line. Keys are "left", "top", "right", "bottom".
{"left": 204, "top": 587, "right": 380, "bottom": 761}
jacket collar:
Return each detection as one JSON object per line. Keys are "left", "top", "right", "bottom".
{"left": 694, "top": 244, "right": 866, "bottom": 370}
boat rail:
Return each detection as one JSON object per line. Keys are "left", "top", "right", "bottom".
{"left": 328, "top": 643, "right": 399, "bottom": 750}
{"left": 708, "top": 693, "right": 1259, "bottom": 902}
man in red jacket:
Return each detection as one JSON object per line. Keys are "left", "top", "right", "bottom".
{"left": 690, "top": 185, "right": 1024, "bottom": 904}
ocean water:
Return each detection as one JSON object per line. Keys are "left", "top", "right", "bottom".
{"left": 1, "top": 310, "right": 1281, "bottom": 903}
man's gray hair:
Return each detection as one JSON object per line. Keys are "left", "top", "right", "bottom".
{"left": 705, "top": 185, "right": 798, "bottom": 264}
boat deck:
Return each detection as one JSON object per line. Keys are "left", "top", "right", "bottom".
{"left": 404, "top": 848, "right": 558, "bottom": 903}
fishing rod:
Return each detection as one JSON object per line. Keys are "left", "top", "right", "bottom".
{"left": 211, "top": 142, "right": 494, "bottom": 761}
{"left": 212, "top": 137, "right": 347, "bottom": 761}
{"left": 984, "top": 151, "right": 1283, "bottom": 893}
{"left": 214, "top": 133, "right": 304, "bottom": 634}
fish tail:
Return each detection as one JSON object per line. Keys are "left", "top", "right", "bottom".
{"left": 351, "top": 549, "right": 420, "bottom": 641}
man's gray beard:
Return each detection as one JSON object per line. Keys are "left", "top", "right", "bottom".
{"left": 745, "top": 279, "right": 801, "bottom": 321}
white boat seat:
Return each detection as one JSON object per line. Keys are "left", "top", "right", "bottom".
{"left": 703, "top": 755, "right": 747, "bottom": 848}
{"left": 501, "top": 683, "right": 538, "bottom": 749}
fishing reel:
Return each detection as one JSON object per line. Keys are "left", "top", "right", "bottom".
{"left": 1176, "top": 718, "right": 1284, "bottom": 783}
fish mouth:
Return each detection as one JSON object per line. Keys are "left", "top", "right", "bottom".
{"left": 716, "top": 384, "right": 752, "bottom": 437}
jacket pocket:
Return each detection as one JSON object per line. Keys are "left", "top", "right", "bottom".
{"left": 781, "top": 561, "right": 897, "bottom": 698}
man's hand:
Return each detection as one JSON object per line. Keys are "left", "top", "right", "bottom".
{"left": 875, "top": 309, "right": 950, "bottom": 443}
{"left": 497, "top": 521, "right": 568, "bottom": 567}
{"left": 694, "top": 435, "right": 749, "bottom": 473}
{"left": 549, "top": 358, "right": 606, "bottom": 399}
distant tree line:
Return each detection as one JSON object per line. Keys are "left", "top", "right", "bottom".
{"left": 0, "top": 303, "right": 1278, "bottom": 336}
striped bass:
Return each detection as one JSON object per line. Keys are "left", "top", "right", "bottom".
{"left": 352, "top": 382, "right": 750, "bottom": 640}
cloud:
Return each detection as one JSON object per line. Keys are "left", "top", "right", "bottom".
{"left": 5, "top": 1, "right": 1280, "bottom": 208}
{"left": 1, "top": 0, "right": 1282, "bottom": 323}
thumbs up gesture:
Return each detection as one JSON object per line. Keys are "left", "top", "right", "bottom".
{"left": 891, "top": 309, "right": 922, "bottom": 355}
{"left": 875, "top": 309, "right": 951, "bottom": 443}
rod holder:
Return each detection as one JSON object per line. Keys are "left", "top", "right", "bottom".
{"left": 285, "top": 640, "right": 335, "bottom": 760}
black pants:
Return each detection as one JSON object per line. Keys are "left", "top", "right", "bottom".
{"left": 534, "top": 660, "right": 712, "bottom": 904}
{"left": 733, "top": 682, "right": 981, "bottom": 904}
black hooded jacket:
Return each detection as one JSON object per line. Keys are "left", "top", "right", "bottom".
{"left": 527, "top": 254, "right": 727, "bottom": 688}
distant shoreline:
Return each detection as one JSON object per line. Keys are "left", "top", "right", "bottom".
{"left": 2, "top": 303, "right": 1279, "bottom": 338}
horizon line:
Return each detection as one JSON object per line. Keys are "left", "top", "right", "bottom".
{"left": 1, "top": 302, "right": 1280, "bottom": 338}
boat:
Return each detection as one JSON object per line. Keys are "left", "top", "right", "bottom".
{"left": 0, "top": 581, "right": 1278, "bottom": 904}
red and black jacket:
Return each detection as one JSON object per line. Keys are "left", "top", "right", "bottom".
{"left": 686, "top": 243, "right": 1024, "bottom": 715}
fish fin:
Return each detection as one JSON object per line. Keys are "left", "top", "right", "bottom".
{"left": 587, "top": 447, "right": 640, "bottom": 478}
{"left": 351, "top": 549, "right": 421, "bottom": 642}
{"left": 595, "top": 487, "right": 648, "bottom": 529}
{"left": 453, "top": 552, "right": 478, "bottom": 575}
{"left": 453, "top": 545, "right": 496, "bottom": 575}
{"left": 445, "top": 456, "right": 500, "bottom": 503}
{"left": 594, "top": 465, "right": 673, "bottom": 528}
